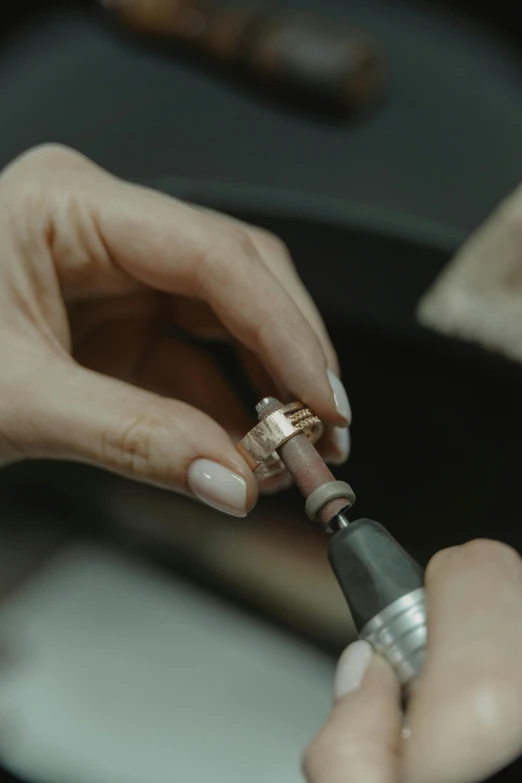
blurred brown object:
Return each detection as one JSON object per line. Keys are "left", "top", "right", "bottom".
{"left": 102, "top": 0, "right": 384, "bottom": 116}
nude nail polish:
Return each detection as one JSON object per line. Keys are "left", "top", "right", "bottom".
{"left": 328, "top": 370, "right": 352, "bottom": 424}
{"left": 188, "top": 459, "right": 248, "bottom": 517}
{"left": 333, "top": 640, "right": 373, "bottom": 699}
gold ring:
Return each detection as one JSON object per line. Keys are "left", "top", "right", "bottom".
{"left": 236, "top": 401, "right": 324, "bottom": 479}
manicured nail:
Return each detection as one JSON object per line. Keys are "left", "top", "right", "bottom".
{"left": 188, "top": 459, "right": 248, "bottom": 517}
{"left": 333, "top": 641, "right": 373, "bottom": 699}
{"left": 327, "top": 370, "right": 352, "bottom": 424}
{"left": 329, "top": 427, "right": 351, "bottom": 465}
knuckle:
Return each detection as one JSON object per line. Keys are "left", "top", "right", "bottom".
{"left": 1, "top": 144, "right": 85, "bottom": 184}
{"left": 197, "top": 228, "right": 259, "bottom": 287}
{"left": 101, "top": 414, "right": 167, "bottom": 480}
{"left": 13, "top": 144, "right": 86, "bottom": 173}
{"left": 251, "top": 227, "right": 289, "bottom": 258}
{"left": 1, "top": 145, "right": 89, "bottom": 211}
{"left": 229, "top": 226, "right": 259, "bottom": 259}
{"left": 427, "top": 539, "right": 520, "bottom": 583}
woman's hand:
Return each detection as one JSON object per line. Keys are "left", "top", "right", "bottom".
{"left": 0, "top": 145, "right": 350, "bottom": 516}
{"left": 304, "top": 539, "right": 522, "bottom": 783}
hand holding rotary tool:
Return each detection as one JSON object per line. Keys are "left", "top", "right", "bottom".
{"left": 238, "top": 396, "right": 522, "bottom": 783}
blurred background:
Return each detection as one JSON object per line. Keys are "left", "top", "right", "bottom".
{"left": 2, "top": 1, "right": 522, "bottom": 781}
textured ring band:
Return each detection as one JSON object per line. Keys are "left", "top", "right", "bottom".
{"left": 236, "top": 402, "right": 324, "bottom": 479}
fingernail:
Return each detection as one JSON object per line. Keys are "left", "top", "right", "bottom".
{"left": 327, "top": 370, "right": 352, "bottom": 424}
{"left": 329, "top": 427, "right": 351, "bottom": 465}
{"left": 188, "top": 459, "right": 248, "bottom": 517}
{"left": 333, "top": 640, "right": 373, "bottom": 699}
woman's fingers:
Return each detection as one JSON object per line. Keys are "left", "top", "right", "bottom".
{"left": 74, "top": 312, "right": 254, "bottom": 438}
{"left": 403, "top": 539, "right": 522, "bottom": 783}
{"left": 95, "top": 179, "right": 344, "bottom": 426}
{"left": 192, "top": 206, "right": 341, "bottom": 376}
{"left": 304, "top": 538, "right": 522, "bottom": 783}
{"left": 247, "top": 225, "right": 341, "bottom": 377}
{"left": 104, "top": 332, "right": 285, "bottom": 496}
{"left": 5, "top": 145, "right": 347, "bottom": 428}
{"left": 1, "top": 145, "right": 350, "bottom": 503}
{"left": 168, "top": 297, "right": 351, "bottom": 463}
{"left": 190, "top": 209, "right": 351, "bottom": 464}
{"left": 18, "top": 347, "right": 259, "bottom": 517}
{"left": 303, "top": 641, "right": 401, "bottom": 783}
{"left": 39, "top": 302, "right": 282, "bottom": 504}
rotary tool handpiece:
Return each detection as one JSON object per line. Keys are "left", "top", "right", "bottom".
{"left": 328, "top": 516, "right": 426, "bottom": 695}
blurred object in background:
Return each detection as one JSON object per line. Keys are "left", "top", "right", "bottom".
{"left": 101, "top": 0, "right": 385, "bottom": 118}
{"left": 0, "top": 459, "right": 356, "bottom": 653}
{"left": 2, "top": 0, "right": 521, "bottom": 233}
{"left": 418, "top": 184, "right": 522, "bottom": 367}
{"left": 0, "top": 546, "right": 335, "bottom": 783}
{"left": 105, "top": 479, "right": 357, "bottom": 649}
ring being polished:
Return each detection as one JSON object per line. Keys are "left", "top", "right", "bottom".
{"left": 236, "top": 401, "right": 324, "bottom": 479}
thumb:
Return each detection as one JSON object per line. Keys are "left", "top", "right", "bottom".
{"left": 29, "top": 358, "right": 258, "bottom": 517}
{"left": 303, "top": 641, "right": 402, "bottom": 783}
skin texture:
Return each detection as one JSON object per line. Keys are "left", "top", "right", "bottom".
{"left": 304, "top": 539, "right": 522, "bottom": 783}
{"left": 0, "top": 144, "right": 349, "bottom": 506}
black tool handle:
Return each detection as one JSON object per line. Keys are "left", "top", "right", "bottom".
{"left": 328, "top": 518, "right": 425, "bottom": 632}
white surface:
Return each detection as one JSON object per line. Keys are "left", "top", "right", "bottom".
{"left": 0, "top": 545, "right": 334, "bottom": 783}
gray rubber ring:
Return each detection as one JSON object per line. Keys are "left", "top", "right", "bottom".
{"left": 305, "top": 480, "right": 356, "bottom": 522}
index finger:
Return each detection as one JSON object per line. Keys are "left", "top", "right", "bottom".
{"left": 403, "top": 539, "right": 522, "bottom": 783}
{"left": 96, "top": 178, "right": 346, "bottom": 426}
{"left": 191, "top": 205, "right": 341, "bottom": 376}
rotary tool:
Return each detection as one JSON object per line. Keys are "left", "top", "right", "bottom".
{"left": 241, "top": 396, "right": 427, "bottom": 696}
